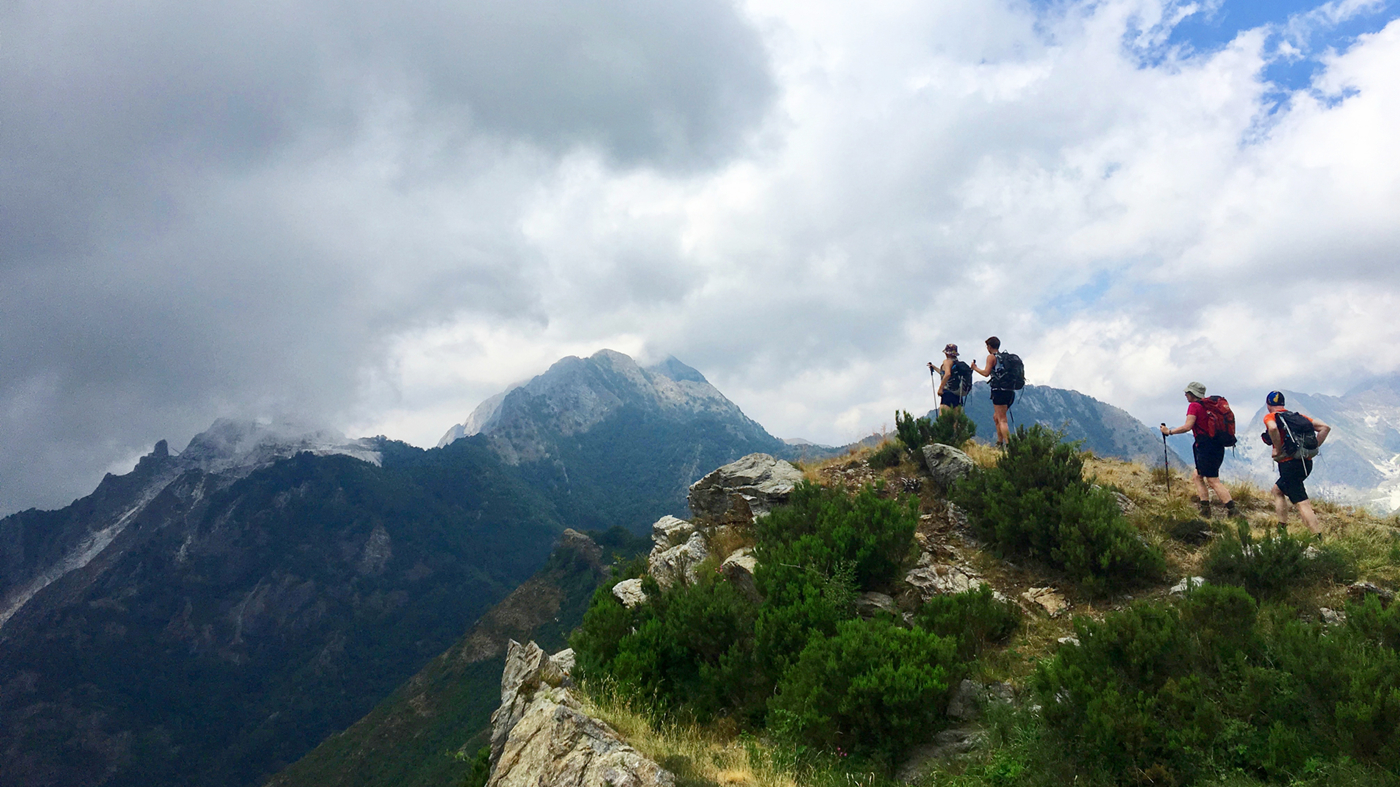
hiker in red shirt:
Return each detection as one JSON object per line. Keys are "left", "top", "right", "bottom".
{"left": 1263, "top": 391, "right": 1331, "bottom": 535}
{"left": 1160, "top": 381, "right": 1237, "bottom": 518}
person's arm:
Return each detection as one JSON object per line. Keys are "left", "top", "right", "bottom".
{"left": 1160, "top": 414, "right": 1197, "bottom": 436}
{"left": 1267, "top": 416, "right": 1285, "bottom": 461}
{"left": 936, "top": 358, "right": 954, "bottom": 395}
{"left": 1312, "top": 417, "right": 1331, "bottom": 446}
{"left": 972, "top": 354, "right": 996, "bottom": 377}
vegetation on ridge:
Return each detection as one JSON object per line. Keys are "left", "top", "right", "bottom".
{"left": 566, "top": 425, "right": 1400, "bottom": 786}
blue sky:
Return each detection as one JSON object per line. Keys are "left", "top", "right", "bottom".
{"left": 1164, "top": 0, "right": 1397, "bottom": 90}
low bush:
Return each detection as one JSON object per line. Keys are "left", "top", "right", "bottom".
{"left": 914, "top": 585, "right": 1021, "bottom": 660}
{"left": 950, "top": 424, "right": 1165, "bottom": 593}
{"left": 769, "top": 617, "right": 958, "bottom": 767}
{"left": 895, "top": 410, "right": 936, "bottom": 455}
{"left": 1035, "top": 585, "right": 1400, "bottom": 784}
{"left": 1203, "top": 521, "right": 1356, "bottom": 599}
{"left": 929, "top": 408, "right": 977, "bottom": 448}
{"left": 867, "top": 441, "right": 902, "bottom": 469}
{"left": 1165, "top": 517, "right": 1213, "bottom": 545}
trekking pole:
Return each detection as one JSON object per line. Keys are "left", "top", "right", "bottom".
{"left": 1159, "top": 425, "right": 1171, "bottom": 495}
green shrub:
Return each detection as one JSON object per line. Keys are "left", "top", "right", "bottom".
{"left": 1203, "top": 521, "right": 1357, "bottom": 599}
{"left": 769, "top": 617, "right": 958, "bottom": 766}
{"left": 914, "top": 585, "right": 1021, "bottom": 660}
{"left": 573, "top": 570, "right": 761, "bottom": 721}
{"left": 928, "top": 408, "right": 977, "bottom": 448}
{"left": 460, "top": 746, "right": 491, "bottom": 787}
{"left": 867, "top": 441, "right": 902, "bottom": 469}
{"left": 950, "top": 424, "right": 1164, "bottom": 593}
{"left": 753, "top": 482, "right": 915, "bottom": 693}
{"left": 895, "top": 410, "right": 936, "bottom": 455}
{"left": 755, "top": 481, "right": 917, "bottom": 594}
{"left": 1034, "top": 585, "right": 1400, "bottom": 784}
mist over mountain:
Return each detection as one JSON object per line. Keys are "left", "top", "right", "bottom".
{"left": 438, "top": 349, "right": 788, "bottom": 533}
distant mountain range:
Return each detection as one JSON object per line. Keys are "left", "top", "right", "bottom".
{"left": 933, "top": 382, "right": 1187, "bottom": 468}
{"left": 0, "top": 350, "right": 791, "bottom": 787}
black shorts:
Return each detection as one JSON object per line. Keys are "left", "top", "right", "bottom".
{"left": 1193, "top": 439, "right": 1225, "bottom": 478}
{"left": 991, "top": 389, "right": 1015, "bottom": 407}
{"left": 1276, "top": 458, "right": 1313, "bottom": 504}
{"left": 940, "top": 390, "right": 964, "bottom": 408}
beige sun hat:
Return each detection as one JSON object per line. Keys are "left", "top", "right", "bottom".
{"left": 1184, "top": 381, "right": 1206, "bottom": 398}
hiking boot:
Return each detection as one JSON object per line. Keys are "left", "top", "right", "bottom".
{"left": 1197, "top": 500, "right": 1212, "bottom": 518}
{"left": 1224, "top": 500, "right": 1238, "bottom": 518}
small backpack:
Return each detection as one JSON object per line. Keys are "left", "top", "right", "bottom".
{"left": 991, "top": 352, "right": 1025, "bottom": 390}
{"left": 1276, "top": 411, "right": 1320, "bottom": 460}
{"left": 947, "top": 360, "right": 973, "bottom": 397}
{"left": 1196, "top": 396, "right": 1237, "bottom": 447}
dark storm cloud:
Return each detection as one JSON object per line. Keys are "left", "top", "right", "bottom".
{"left": 0, "top": 0, "right": 774, "bottom": 514}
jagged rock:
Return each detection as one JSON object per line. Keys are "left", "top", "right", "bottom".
{"left": 611, "top": 578, "right": 648, "bottom": 609}
{"left": 650, "top": 515, "right": 696, "bottom": 550}
{"left": 720, "top": 548, "right": 760, "bottom": 602}
{"left": 1348, "top": 581, "right": 1395, "bottom": 603}
{"left": 1021, "top": 587, "right": 1068, "bottom": 617}
{"left": 1320, "top": 607, "right": 1347, "bottom": 626}
{"left": 920, "top": 444, "right": 975, "bottom": 493}
{"left": 904, "top": 563, "right": 983, "bottom": 601}
{"left": 648, "top": 532, "right": 709, "bottom": 591}
{"left": 1303, "top": 545, "right": 1322, "bottom": 560}
{"left": 1058, "top": 636, "right": 1080, "bottom": 647}
{"left": 896, "top": 728, "right": 984, "bottom": 781}
{"left": 488, "top": 640, "right": 675, "bottom": 787}
{"left": 856, "top": 591, "right": 899, "bottom": 618}
{"left": 945, "top": 679, "right": 1014, "bottom": 722}
{"left": 688, "top": 454, "right": 803, "bottom": 523}
{"left": 1170, "top": 576, "right": 1207, "bottom": 595}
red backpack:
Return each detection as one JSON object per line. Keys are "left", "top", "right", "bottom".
{"left": 1197, "top": 396, "right": 1237, "bottom": 446}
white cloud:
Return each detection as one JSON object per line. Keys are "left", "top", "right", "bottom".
{"left": 3, "top": 0, "right": 1399, "bottom": 511}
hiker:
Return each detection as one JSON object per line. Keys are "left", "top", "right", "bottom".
{"left": 1159, "top": 382, "right": 1237, "bottom": 518}
{"left": 971, "top": 336, "right": 1020, "bottom": 447}
{"left": 1263, "top": 391, "right": 1331, "bottom": 535}
{"left": 928, "top": 344, "right": 971, "bottom": 413}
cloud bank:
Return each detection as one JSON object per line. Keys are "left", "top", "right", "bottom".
{"left": 2, "top": 0, "right": 1398, "bottom": 514}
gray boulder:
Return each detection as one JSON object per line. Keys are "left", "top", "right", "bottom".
{"left": 945, "top": 679, "right": 1015, "bottom": 722}
{"left": 650, "top": 515, "right": 695, "bottom": 550}
{"left": 611, "top": 578, "right": 648, "bottom": 609}
{"left": 920, "top": 444, "right": 975, "bottom": 493}
{"left": 903, "top": 563, "right": 983, "bottom": 601}
{"left": 688, "top": 454, "right": 803, "bottom": 523}
{"left": 648, "top": 531, "right": 710, "bottom": 591}
{"left": 720, "top": 548, "right": 760, "bottom": 602}
{"left": 856, "top": 591, "right": 899, "bottom": 618}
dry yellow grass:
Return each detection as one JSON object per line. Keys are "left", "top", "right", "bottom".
{"left": 578, "top": 686, "right": 802, "bottom": 787}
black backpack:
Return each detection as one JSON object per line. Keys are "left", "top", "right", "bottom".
{"left": 947, "top": 360, "right": 973, "bottom": 397}
{"left": 991, "top": 352, "right": 1025, "bottom": 391}
{"left": 1276, "top": 411, "right": 1319, "bottom": 460}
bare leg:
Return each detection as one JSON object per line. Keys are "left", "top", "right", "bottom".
{"left": 939, "top": 405, "right": 950, "bottom": 416}
{"left": 1205, "top": 477, "right": 1233, "bottom": 504}
{"left": 1296, "top": 500, "right": 1322, "bottom": 535}
{"left": 993, "top": 404, "right": 1010, "bottom": 446}
{"left": 1192, "top": 471, "right": 1209, "bottom": 500}
{"left": 1272, "top": 484, "right": 1290, "bottom": 524}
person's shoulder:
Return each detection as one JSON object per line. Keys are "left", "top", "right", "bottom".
{"left": 1263, "top": 411, "right": 1277, "bottom": 426}
{"left": 1187, "top": 400, "right": 1204, "bottom": 412}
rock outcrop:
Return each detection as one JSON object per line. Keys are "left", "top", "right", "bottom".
{"left": 720, "top": 548, "right": 760, "bottom": 602}
{"left": 919, "top": 444, "right": 975, "bottom": 493}
{"left": 648, "top": 531, "right": 710, "bottom": 591}
{"left": 611, "top": 578, "right": 648, "bottom": 609}
{"left": 688, "top": 454, "right": 803, "bottom": 523}
{"left": 488, "top": 640, "right": 675, "bottom": 787}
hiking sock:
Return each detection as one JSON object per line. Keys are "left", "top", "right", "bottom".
{"left": 1197, "top": 499, "right": 1211, "bottom": 518}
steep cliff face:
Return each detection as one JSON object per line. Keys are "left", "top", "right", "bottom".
{"left": 440, "top": 350, "right": 788, "bottom": 533}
